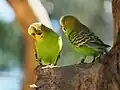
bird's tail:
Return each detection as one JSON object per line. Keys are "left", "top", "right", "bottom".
{"left": 99, "top": 45, "right": 110, "bottom": 54}
{"left": 104, "top": 44, "right": 111, "bottom": 48}
{"left": 103, "top": 44, "right": 110, "bottom": 53}
{"left": 104, "top": 48, "right": 108, "bottom": 53}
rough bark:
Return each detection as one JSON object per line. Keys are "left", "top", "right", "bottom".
{"left": 112, "top": 0, "right": 120, "bottom": 44}
{"left": 7, "top": 0, "right": 37, "bottom": 90}
{"left": 33, "top": 0, "right": 120, "bottom": 90}
{"left": 34, "top": 43, "right": 120, "bottom": 90}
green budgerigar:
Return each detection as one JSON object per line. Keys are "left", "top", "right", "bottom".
{"left": 28, "top": 23, "right": 63, "bottom": 66}
{"left": 60, "top": 15, "right": 110, "bottom": 63}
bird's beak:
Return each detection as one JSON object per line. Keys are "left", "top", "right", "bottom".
{"left": 35, "top": 34, "right": 42, "bottom": 41}
{"left": 30, "top": 33, "right": 42, "bottom": 41}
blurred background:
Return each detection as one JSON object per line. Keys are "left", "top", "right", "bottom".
{"left": 0, "top": 0, "right": 113, "bottom": 90}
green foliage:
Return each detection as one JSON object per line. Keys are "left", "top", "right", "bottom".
{"left": 0, "top": 20, "right": 23, "bottom": 69}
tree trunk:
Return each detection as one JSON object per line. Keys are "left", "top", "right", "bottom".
{"left": 112, "top": 0, "right": 120, "bottom": 45}
{"left": 7, "top": 0, "right": 37, "bottom": 90}
{"left": 32, "top": 0, "right": 120, "bottom": 90}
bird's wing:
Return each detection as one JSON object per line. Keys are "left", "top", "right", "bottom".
{"left": 68, "top": 29, "right": 110, "bottom": 49}
{"left": 85, "top": 33, "right": 110, "bottom": 49}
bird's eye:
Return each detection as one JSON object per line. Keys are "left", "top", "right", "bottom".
{"left": 37, "top": 32, "right": 42, "bottom": 35}
{"left": 63, "top": 28, "right": 66, "bottom": 31}
{"left": 31, "top": 33, "right": 35, "bottom": 36}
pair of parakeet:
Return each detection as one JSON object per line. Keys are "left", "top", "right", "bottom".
{"left": 28, "top": 15, "right": 110, "bottom": 66}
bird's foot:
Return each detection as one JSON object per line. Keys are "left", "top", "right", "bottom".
{"left": 78, "top": 59, "right": 86, "bottom": 64}
{"left": 36, "top": 59, "right": 46, "bottom": 67}
{"left": 92, "top": 59, "right": 95, "bottom": 63}
{"left": 92, "top": 56, "right": 101, "bottom": 63}
{"left": 42, "top": 64, "right": 59, "bottom": 69}
{"left": 29, "top": 84, "right": 40, "bottom": 89}
{"left": 80, "top": 58, "right": 86, "bottom": 64}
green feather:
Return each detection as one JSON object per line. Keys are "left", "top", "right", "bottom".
{"left": 28, "top": 23, "right": 62, "bottom": 65}
{"left": 60, "top": 15, "right": 110, "bottom": 63}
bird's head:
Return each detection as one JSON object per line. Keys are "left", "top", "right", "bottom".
{"left": 28, "top": 23, "right": 44, "bottom": 41}
{"left": 60, "top": 15, "right": 79, "bottom": 36}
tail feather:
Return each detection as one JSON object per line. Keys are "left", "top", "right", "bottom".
{"left": 103, "top": 44, "right": 111, "bottom": 48}
{"left": 104, "top": 48, "right": 108, "bottom": 53}
{"left": 102, "top": 44, "right": 110, "bottom": 53}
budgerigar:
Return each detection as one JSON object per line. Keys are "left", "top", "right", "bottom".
{"left": 28, "top": 23, "right": 63, "bottom": 66}
{"left": 60, "top": 15, "right": 110, "bottom": 63}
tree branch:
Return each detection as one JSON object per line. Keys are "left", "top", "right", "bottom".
{"left": 7, "top": 1, "right": 37, "bottom": 90}
{"left": 112, "top": 0, "right": 120, "bottom": 44}
{"left": 7, "top": 0, "right": 53, "bottom": 90}
{"left": 33, "top": 43, "right": 120, "bottom": 90}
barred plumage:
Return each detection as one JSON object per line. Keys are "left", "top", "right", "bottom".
{"left": 60, "top": 15, "right": 110, "bottom": 63}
